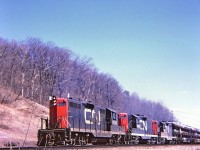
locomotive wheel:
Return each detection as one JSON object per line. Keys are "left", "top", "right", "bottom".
{"left": 161, "top": 139, "right": 166, "bottom": 144}
{"left": 82, "top": 137, "right": 88, "bottom": 145}
{"left": 92, "top": 138, "right": 97, "bottom": 145}
{"left": 134, "top": 139, "right": 139, "bottom": 145}
{"left": 146, "top": 140, "right": 151, "bottom": 145}
{"left": 108, "top": 138, "right": 114, "bottom": 145}
{"left": 37, "top": 135, "right": 46, "bottom": 146}
{"left": 69, "top": 138, "right": 75, "bottom": 145}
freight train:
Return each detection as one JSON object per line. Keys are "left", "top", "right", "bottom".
{"left": 37, "top": 96, "right": 200, "bottom": 146}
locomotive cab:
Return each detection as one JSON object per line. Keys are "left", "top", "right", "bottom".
{"left": 106, "top": 108, "right": 118, "bottom": 131}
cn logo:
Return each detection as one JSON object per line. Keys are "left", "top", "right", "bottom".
{"left": 84, "top": 108, "right": 95, "bottom": 124}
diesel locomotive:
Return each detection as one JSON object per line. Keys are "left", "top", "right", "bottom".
{"left": 37, "top": 96, "right": 200, "bottom": 146}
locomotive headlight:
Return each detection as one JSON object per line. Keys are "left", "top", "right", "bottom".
{"left": 49, "top": 96, "right": 56, "bottom": 101}
{"left": 49, "top": 96, "right": 53, "bottom": 101}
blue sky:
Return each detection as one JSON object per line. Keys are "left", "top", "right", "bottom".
{"left": 1, "top": 0, "right": 200, "bottom": 128}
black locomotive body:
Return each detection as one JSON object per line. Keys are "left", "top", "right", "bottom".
{"left": 68, "top": 98, "right": 125, "bottom": 144}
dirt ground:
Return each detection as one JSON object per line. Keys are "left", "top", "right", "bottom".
{"left": 79, "top": 145, "right": 200, "bottom": 150}
{"left": 0, "top": 98, "right": 48, "bottom": 148}
{"left": 107, "top": 145, "right": 200, "bottom": 150}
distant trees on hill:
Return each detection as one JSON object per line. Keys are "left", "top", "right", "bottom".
{"left": 0, "top": 37, "right": 175, "bottom": 122}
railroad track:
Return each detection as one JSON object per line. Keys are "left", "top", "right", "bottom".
{"left": 1, "top": 144, "right": 200, "bottom": 150}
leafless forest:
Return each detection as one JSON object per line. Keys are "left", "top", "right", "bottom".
{"left": 0, "top": 37, "right": 175, "bottom": 122}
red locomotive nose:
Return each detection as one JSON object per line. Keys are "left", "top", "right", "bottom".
{"left": 152, "top": 120, "right": 159, "bottom": 135}
{"left": 49, "top": 97, "right": 68, "bottom": 129}
{"left": 118, "top": 113, "right": 128, "bottom": 132}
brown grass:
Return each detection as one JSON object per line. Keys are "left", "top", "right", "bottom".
{"left": 0, "top": 94, "right": 48, "bottom": 148}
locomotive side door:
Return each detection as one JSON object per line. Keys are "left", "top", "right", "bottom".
{"left": 106, "top": 108, "right": 112, "bottom": 131}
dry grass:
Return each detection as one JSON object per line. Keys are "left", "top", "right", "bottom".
{"left": 0, "top": 95, "right": 48, "bottom": 148}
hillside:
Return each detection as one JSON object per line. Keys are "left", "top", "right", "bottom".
{"left": 0, "top": 96, "right": 48, "bottom": 147}
{"left": 0, "top": 37, "right": 175, "bottom": 122}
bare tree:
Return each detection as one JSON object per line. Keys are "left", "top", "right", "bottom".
{"left": 0, "top": 37, "right": 176, "bottom": 121}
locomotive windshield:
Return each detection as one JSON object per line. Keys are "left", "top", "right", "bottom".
{"left": 57, "top": 102, "right": 66, "bottom": 106}
{"left": 112, "top": 112, "right": 117, "bottom": 120}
